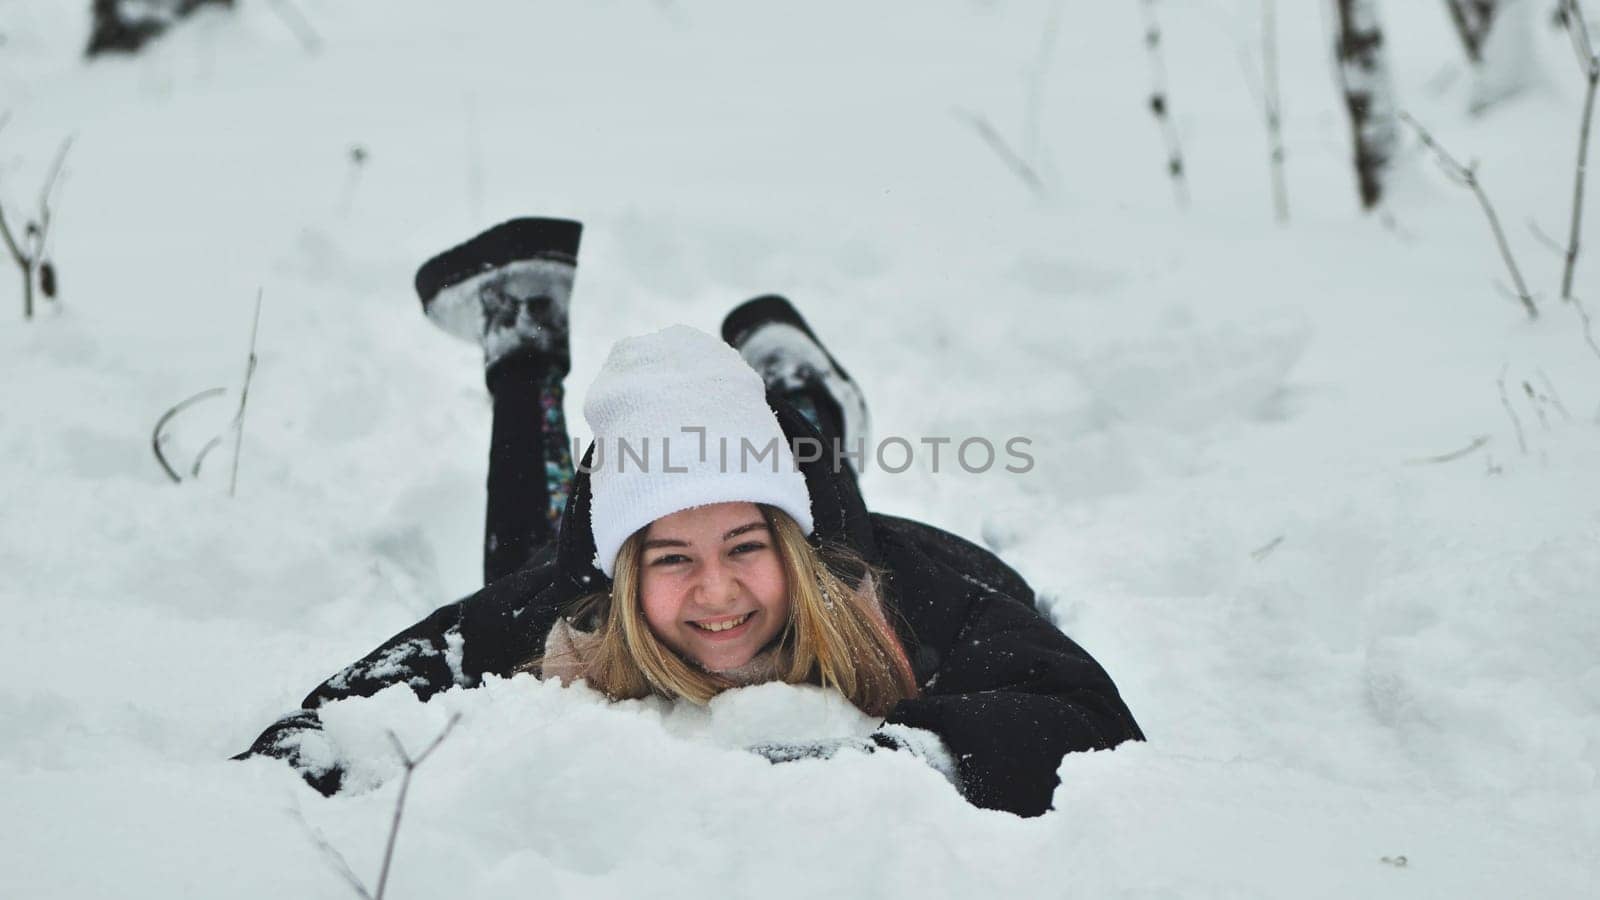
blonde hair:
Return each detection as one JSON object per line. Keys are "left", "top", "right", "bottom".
{"left": 531, "top": 505, "right": 918, "bottom": 717}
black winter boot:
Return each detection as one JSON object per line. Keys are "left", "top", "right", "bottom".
{"left": 414, "top": 217, "right": 582, "bottom": 379}
{"left": 721, "top": 294, "right": 870, "bottom": 451}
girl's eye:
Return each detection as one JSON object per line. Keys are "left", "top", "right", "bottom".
{"left": 731, "top": 541, "right": 767, "bottom": 556}
{"left": 649, "top": 553, "right": 690, "bottom": 567}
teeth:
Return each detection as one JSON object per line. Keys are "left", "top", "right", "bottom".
{"left": 695, "top": 612, "right": 751, "bottom": 633}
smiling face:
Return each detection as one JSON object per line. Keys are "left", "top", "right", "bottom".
{"left": 636, "top": 502, "right": 791, "bottom": 673}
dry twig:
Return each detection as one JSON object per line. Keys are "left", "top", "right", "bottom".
{"left": 1559, "top": 0, "right": 1599, "bottom": 300}
{"left": 1403, "top": 434, "right": 1491, "bottom": 465}
{"left": 152, "top": 387, "right": 227, "bottom": 483}
{"left": 300, "top": 714, "right": 462, "bottom": 900}
{"left": 374, "top": 715, "right": 461, "bottom": 900}
{"left": 1400, "top": 111, "right": 1537, "bottom": 319}
{"left": 953, "top": 108, "right": 1047, "bottom": 198}
{"left": 0, "top": 136, "right": 73, "bottom": 319}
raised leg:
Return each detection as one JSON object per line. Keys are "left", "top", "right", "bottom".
{"left": 722, "top": 294, "right": 869, "bottom": 464}
{"left": 413, "top": 217, "right": 582, "bottom": 584}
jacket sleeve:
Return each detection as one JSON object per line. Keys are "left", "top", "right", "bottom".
{"left": 872, "top": 521, "right": 1143, "bottom": 817}
{"left": 234, "top": 558, "right": 571, "bottom": 794}
{"left": 232, "top": 600, "right": 471, "bottom": 794}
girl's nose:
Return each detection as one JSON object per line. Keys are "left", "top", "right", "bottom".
{"left": 692, "top": 560, "right": 738, "bottom": 608}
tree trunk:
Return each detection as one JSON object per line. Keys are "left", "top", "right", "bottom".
{"left": 86, "top": 0, "right": 234, "bottom": 58}
{"left": 1334, "top": 0, "right": 1400, "bottom": 210}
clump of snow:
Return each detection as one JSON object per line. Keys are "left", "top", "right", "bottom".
{"left": 1, "top": 1, "right": 1597, "bottom": 897}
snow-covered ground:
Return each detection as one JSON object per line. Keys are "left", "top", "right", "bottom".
{"left": 2, "top": 1, "right": 1598, "bottom": 897}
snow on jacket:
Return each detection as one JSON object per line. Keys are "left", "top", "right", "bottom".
{"left": 236, "top": 397, "right": 1145, "bottom": 817}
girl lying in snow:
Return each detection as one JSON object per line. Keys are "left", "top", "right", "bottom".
{"left": 238, "top": 218, "right": 1143, "bottom": 817}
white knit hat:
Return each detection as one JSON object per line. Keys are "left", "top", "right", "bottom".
{"left": 583, "top": 324, "right": 814, "bottom": 577}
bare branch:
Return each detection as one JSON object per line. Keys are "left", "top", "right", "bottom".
{"left": 190, "top": 434, "right": 225, "bottom": 478}
{"left": 1401, "top": 111, "right": 1538, "bottom": 319}
{"left": 952, "top": 108, "right": 1047, "bottom": 198}
{"left": 2, "top": 133, "right": 72, "bottom": 319}
{"left": 1403, "top": 434, "right": 1491, "bottom": 465}
{"left": 1559, "top": 2, "right": 1599, "bottom": 300}
{"left": 410, "top": 714, "right": 461, "bottom": 768}
{"left": 374, "top": 714, "right": 461, "bottom": 900}
{"left": 152, "top": 387, "right": 227, "bottom": 483}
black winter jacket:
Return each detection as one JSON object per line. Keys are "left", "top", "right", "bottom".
{"left": 238, "top": 399, "right": 1144, "bottom": 817}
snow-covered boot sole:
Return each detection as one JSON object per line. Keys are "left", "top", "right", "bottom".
{"left": 413, "top": 217, "right": 582, "bottom": 372}
{"left": 721, "top": 294, "right": 870, "bottom": 451}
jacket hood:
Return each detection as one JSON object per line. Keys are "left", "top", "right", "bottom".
{"left": 553, "top": 390, "right": 877, "bottom": 586}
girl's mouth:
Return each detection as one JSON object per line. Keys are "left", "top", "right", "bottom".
{"left": 691, "top": 611, "right": 754, "bottom": 636}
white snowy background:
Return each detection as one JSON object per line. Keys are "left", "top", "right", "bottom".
{"left": 2, "top": 1, "right": 1598, "bottom": 897}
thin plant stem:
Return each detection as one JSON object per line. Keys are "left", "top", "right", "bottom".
{"left": 1263, "top": 0, "right": 1288, "bottom": 222}
{"left": 229, "top": 290, "right": 263, "bottom": 498}
{"left": 1561, "top": 1, "right": 1599, "bottom": 300}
